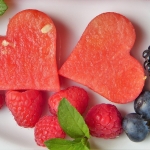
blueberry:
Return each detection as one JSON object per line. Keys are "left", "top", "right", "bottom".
{"left": 134, "top": 91, "right": 150, "bottom": 120}
{"left": 122, "top": 113, "right": 149, "bottom": 142}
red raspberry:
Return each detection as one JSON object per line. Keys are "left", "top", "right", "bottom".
{"left": 5, "top": 90, "right": 43, "bottom": 128}
{"left": 0, "top": 94, "right": 4, "bottom": 109}
{"left": 34, "top": 115, "right": 66, "bottom": 146}
{"left": 48, "top": 86, "right": 89, "bottom": 115}
{"left": 85, "top": 103, "right": 123, "bottom": 139}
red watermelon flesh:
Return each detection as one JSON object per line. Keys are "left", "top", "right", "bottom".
{"left": 0, "top": 9, "right": 60, "bottom": 91}
{"left": 59, "top": 12, "right": 145, "bottom": 104}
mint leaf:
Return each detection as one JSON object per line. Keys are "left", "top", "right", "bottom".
{"left": 58, "top": 98, "right": 90, "bottom": 139}
{"left": 45, "top": 138, "right": 89, "bottom": 150}
{"left": 0, "top": 0, "right": 7, "bottom": 16}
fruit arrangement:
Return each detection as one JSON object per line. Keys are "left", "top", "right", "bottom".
{"left": 0, "top": 7, "right": 150, "bottom": 150}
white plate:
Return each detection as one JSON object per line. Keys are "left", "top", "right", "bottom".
{"left": 0, "top": 0, "right": 150, "bottom": 150}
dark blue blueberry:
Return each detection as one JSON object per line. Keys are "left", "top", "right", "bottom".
{"left": 122, "top": 113, "right": 149, "bottom": 142}
{"left": 134, "top": 91, "right": 150, "bottom": 120}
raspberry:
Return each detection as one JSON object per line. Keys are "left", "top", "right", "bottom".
{"left": 0, "top": 94, "right": 4, "bottom": 109}
{"left": 48, "top": 86, "right": 89, "bottom": 115}
{"left": 5, "top": 90, "right": 44, "bottom": 128}
{"left": 34, "top": 115, "right": 66, "bottom": 146}
{"left": 85, "top": 103, "right": 123, "bottom": 139}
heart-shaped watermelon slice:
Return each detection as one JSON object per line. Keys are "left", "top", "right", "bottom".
{"left": 59, "top": 12, "right": 145, "bottom": 104}
{"left": 0, "top": 9, "right": 60, "bottom": 91}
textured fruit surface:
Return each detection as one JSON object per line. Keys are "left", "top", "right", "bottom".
{"left": 5, "top": 90, "right": 43, "bottom": 127}
{"left": 0, "top": 94, "right": 4, "bottom": 109}
{"left": 0, "top": 9, "right": 60, "bottom": 91}
{"left": 134, "top": 91, "right": 150, "bottom": 120}
{"left": 123, "top": 113, "right": 149, "bottom": 142}
{"left": 59, "top": 12, "right": 145, "bottom": 103}
{"left": 34, "top": 115, "right": 66, "bottom": 146}
{"left": 143, "top": 46, "right": 150, "bottom": 75}
{"left": 85, "top": 103, "right": 123, "bottom": 139}
{"left": 48, "top": 86, "right": 89, "bottom": 115}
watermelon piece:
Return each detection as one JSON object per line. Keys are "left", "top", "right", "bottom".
{"left": 0, "top": 9, "right": 60, "bottom": 91}
{"left": 59, "top": 12, "right": 145, "bottom": 104}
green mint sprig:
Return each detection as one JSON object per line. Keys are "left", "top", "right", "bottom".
{"left": 45, "top": 98, "right": 90, "bottom": 150}
{"left": 0, "top": 0, "right": 7, "bottom": 16}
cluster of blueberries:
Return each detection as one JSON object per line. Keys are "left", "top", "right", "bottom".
{"left": 123, "top": 91, "right": 150, "bottom": 142}
{"left": 123, "top": 47, "right": 150, "bottom": 142}
{"left": 123, "top": 46, "right": 150, "bottom": 142}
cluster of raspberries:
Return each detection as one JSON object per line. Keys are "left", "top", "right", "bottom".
{"left": 1, "top": 86, "right": 123, "bottom": 147}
